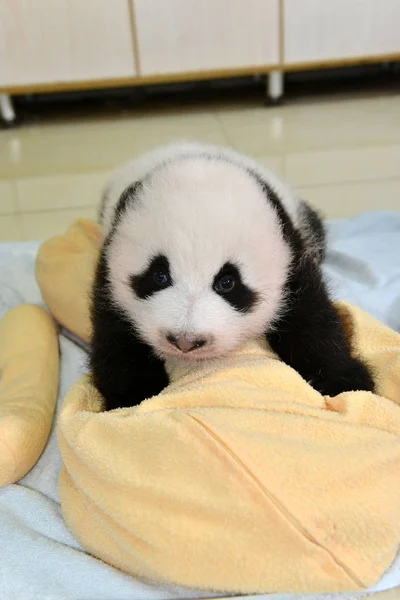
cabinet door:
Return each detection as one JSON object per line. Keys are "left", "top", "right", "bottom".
{"left": 0, "top": 0, "right": 136, "bottom": 87}
{"left": 133, "top": 0, "right": 279, "bottom": 76}
{"left": 284, "top": 0, "right": 400, "bottom": 66}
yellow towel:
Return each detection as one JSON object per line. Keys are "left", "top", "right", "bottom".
{"left": 58, "top": 300, "right": 400, "bottom": 594}
{"left": 35, "top": 219, "right": 102, "bottom": 343}
{"left": 0, "top": 305, "right": 59, "bottom": 486}
{"left": 34, "top": 219, "right": 400, "bottom": 594}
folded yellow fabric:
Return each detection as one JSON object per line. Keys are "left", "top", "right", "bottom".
{"left": 35, "top": 219, "right": 103, "bottom": 343}
{"left": 34, "top": 220, "right": 400, "bottom": 593}
{"left": 0, "top": 305, "right": 59, "bottom": 486}
{"left": 58, "top": 301, "right": 400, "bottom": 594}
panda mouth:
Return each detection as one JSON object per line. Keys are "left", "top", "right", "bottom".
{"left": 161, "top": 347, "right": 213, "bottom": 361}
{"left": 158, "top": 342, "right": 218, "bottom": 362}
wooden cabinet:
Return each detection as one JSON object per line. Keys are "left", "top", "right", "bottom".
{"left": 0, "top": 0, "right": 136, "bottom": 87}
{"left": 283, "top": 0, "right": 400, "bottom": 66}
{"left": 133, "top": 0, "right": 280, "bottom": 76}
{"left": 1, "top": 0, "right": 400, "bottom": 102}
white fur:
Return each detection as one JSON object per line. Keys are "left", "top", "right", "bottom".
{"left": 103, "top": 144, "right": 295, "bottom": 362}
{"left": 101, "top": 142, "right": 301, "bottom": 233}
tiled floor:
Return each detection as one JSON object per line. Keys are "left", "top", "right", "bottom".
{"left": 0, "top": 87, "right": 399, "bottom": 242}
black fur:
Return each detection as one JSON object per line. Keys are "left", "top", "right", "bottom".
{"left": 299, "top": 201, "right": 326, "bottom": 264}
{"left": 252, "top": 175, "right": 375, "bottom": 397}
{"left": 213, "top": 262, "right": 258, "bottom": 313}
{"left": 116, "top": 182, "right": 142, "bottom": 219}
{"left": 130, "top": 254, "right": 172, "bottom": 299}
{"left": 91, "top": 180, "right": 169, "bottom": 410}
{"left": 90, "top": 247, "right": 169, "bottom": 410}
{"left": 107, "top": 181, "right": 143, "bottom": 236}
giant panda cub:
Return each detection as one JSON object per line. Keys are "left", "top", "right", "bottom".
{"left": 91, "top": 142, "right": 374, "bottom": 410}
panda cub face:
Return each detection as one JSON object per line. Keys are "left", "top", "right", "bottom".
{"left": 106, "top": 157, "right": 292, "bottom": 362}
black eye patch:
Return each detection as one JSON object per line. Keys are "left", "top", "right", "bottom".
{"left": 130, "top": 255, "right": 173, "bottom": 299}
{"left": 213, "top": 262, "right": 258, "bottom": 313}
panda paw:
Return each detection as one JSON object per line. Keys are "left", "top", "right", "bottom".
{"left": 310, "top": 358, "right": 375, "bottom": 397}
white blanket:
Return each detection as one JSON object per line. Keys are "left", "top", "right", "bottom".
{"left": 0, "top": 211, "right": 400, "bottom": 600}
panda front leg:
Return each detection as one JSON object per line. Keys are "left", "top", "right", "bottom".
{"left": 90, "top": 301, "right": 169, "bottom": 411}
{"left": 267, "top": 261, "right": 375, "bottom": 396}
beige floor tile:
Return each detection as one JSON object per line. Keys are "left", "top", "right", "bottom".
{"left": 218, "top": 95, "right": 400, "bottom": 156}
{"left": 0, "top": 180, "right": 16, "bottom": 215}
{"left": 221, "top": 113, "right": 286, "bottom": 157}
{"left": 297, "top": 179, "right": 400, "bottom": 219}
{"left": 0, "top": 130, "right": 13, "bottom": 168}
{"left": 216, "top": 93, "right": 400, "bottom": 131}
{"left": 0, "top": 214, "right": 23, "bottom": 241}
{"left": 15, "top": 171, "right": 109, "bottom": 212}
{"left": 0, "top": 91, "right": 399, "bottom": 244}
{"left": 254, "top": 155, "right": 285, "bottom": 179}
{"left": 0, "top": 112, "right": 228, "bottom": 178}
{"left": 284, "top": 144, "right": 400, "bottom": 187}
{"left": 20, "top": 207, "right": 97, "bottom": 241}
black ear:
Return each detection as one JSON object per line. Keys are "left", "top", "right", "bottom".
{"left": 298, "top": 201, "right": 326, "bottom": 265}
{"left": 99, "top": 185, "right": 110, "bottom": 224}
{"left": 107, "top": 180, "right": 143, "bottom": 235}
{"left": 89, "top": 248, "right": 169, "bottom": 410}
{"left": 267, "top": 254, "right": 375, "bottom": 396}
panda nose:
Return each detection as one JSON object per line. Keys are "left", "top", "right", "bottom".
{"left": 166, "top": 334, "right": 207, "bottom": 353}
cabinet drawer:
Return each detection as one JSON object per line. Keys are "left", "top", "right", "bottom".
{"left": 133, "top": 0, "right": 279, "bottom": 76}
{"left": 0, "top": 0, "right": 136, "bottom": 87}
{"left": 284, "top": 0, "right": 400, "bottom": 66}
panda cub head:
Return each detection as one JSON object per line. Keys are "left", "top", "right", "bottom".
{"left": 104, "top": 147, "right": 293, "bottom": 363}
